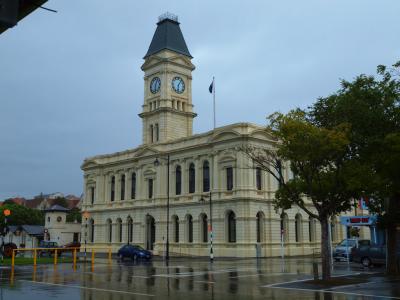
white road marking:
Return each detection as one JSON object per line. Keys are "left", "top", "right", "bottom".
{"left": 153, "top": 267, "right": 264, "bottom": 278}
{"left": 18, "top": 279, "right": 155, "bottom": 297}
{"left": 81, "top": 271, "right": 150, "bottom": 279}
{"left": 265, "top": 285, "right": 400, "bottom": 299}
{"left": 261, "top": 272, "right": 361, "bottom": 288}
{"left": 193, "top": 280, "right": 215, "bottom": 284}
{"left": 262, "top": 277, "right": 313, "bottom": 288}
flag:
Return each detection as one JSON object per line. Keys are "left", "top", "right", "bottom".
{"left": 209, "top": 80, "right": 214, "bottom": 93}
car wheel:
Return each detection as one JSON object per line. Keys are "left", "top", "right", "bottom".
{"left": 361, "top": 257, "right": 371, "bottom": 267}
{"left": 118, "top": 253, "right": 124, "bottom": 262}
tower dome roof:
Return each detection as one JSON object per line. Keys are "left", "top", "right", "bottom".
{"left": 144, "top": 13, "right": 192, "bottom": 59}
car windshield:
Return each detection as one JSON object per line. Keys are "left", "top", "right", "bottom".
{"left": 133, "top": 245, "right": 145, "bottom": 251}
{"left": 338, "top": 240, "right": 356, "bottom": 247}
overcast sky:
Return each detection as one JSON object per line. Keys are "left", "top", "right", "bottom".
{"left": 1, "top": 0, "right": 399, "bottom": 200}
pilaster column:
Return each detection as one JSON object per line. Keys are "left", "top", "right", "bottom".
{"left": 124, "top": 171, "right": 129, "bottom": 200}
{"left": 137, "top": 168, "right": 143, "bottom": 199}
{"left": 115, "top": 173, "right": 121, "bottom": 201}
{"left": 195, "top": 157, "right": 201, "bottom": 193}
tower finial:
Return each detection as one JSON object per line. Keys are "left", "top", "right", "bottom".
{"left": 158, "top": 12, "right": 178, "bottom": 23}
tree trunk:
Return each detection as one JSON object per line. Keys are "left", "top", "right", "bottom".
{"left": 320, "top": 217, "right": 332, "bottom": 280}
{"left": 386, "top": 195, "right": 400, "bottom": 275}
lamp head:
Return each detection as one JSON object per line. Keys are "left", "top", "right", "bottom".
{"left": 154, "top": 158, "right": 160, "bottom": 166}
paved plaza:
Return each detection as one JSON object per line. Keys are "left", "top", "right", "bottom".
{"left": 0, "top": 257, "right": 399, "bottom": 299}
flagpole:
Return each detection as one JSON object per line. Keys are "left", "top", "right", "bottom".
{"left": 213, "top": 76, "right": 216, "bottom": 130}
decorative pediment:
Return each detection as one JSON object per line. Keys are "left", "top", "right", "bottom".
{"left": 169, "top": 55, "right": 195, "bottom": 69}
{"left": 141, "top": 56, "right": 163, "bottom": 70}
{"left": 133, "top": 146, "right": 160, "bottom": 158}
{"left": 209, "top": 131, "right": 241, "bottom": 143}
{"left": 81, "top": 160, "right": 98, "bottom": 170}
{"left": 143, "top": 166, "right": 156, "bottom": 177}
{"left": 218, "top": 149, "right": 237, "bottom": 163}
{"left": 249, "top": 128, "right": 276, "bottom": 141}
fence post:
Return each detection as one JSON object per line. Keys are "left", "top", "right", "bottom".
{"left": 54, "top": 249, "right": 58, "bottom": 265}
{"left": 11, "top": 249, "right": 15, "bottom": 268}
{"left": 33, "top": 249, "right": 37, "bottom": 266}
{"left": 73, "top": 248, "right": 77, "bottom": 268}
{"left": 91, "top": 249, "right": 95, "bottom": 265}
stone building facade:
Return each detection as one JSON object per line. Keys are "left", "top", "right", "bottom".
{"left": 81, "top": 14, "right": 351, "bottom": 257}
{"left": 44, "top": 205, "right": 81, "bottom": 246}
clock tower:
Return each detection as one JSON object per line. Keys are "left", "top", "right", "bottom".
{"left": 139, "top": 13, "right": 197, "bottom": 144}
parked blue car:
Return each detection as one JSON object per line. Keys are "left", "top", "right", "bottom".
{"left": 117, "top": 244, "right": 152, "bottom": 261}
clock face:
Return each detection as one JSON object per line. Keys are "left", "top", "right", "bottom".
{"left": 172, "top": 76, "right": 185, "bottom": 94}
{"left": 150, "top": 77, "right": 161, "bottom": 94}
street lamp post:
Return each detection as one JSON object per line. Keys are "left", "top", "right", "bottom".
{"left": 82, "top": 211, "right": 90, "bottom": 262}
{"left": 1, "top": 209, "right": 11, "bottom": 262}
{"left": 200, "top": 192, "right": 214, "bottom": 262}
{"left": 154, "top": 155, "right": 170, "bottom": 261}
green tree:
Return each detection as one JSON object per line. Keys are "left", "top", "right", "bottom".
{"left": 310, "top": 62, "right": 400, "bottom": 274}
{"left": 0, "top": 203, "right": 44, "bottom": 226}
{"left": 244, "top": 110, "right": 366, "bottom": 280}
{"left": 52, "top": 197, "right": 69, "bottom": 208}
{"left": 66, "top": 207, "right": 82, "bottom": 223}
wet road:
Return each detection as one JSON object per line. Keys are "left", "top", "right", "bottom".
{"left": 0, "top": 257, "right": 398, "bottom": 299}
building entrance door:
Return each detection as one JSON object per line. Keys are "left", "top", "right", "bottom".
{"left": 146, "top": 215, "right": 155, "bottom": 250}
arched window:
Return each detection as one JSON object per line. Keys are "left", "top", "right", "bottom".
{"left": 227, "top": 211, "right": 236, "bottom": 243}
{"left": 256, "top": 211, "right": 264, "bottom": 243}
{"left": 280, "top": 213, "right": 289, "bottom": 242}
{"left": 295, "top": 214, "right": 302, "bottom": 242}
{"left": 90, "top": 186, "right": 95, "bottom": 204}
{"left": 173, "top": 216, "right": 179, "bottom": 243}
{"left": 107, "top": 219, "right": 112, "bottom": 243}
{"left": 89, "top": 219, "right": 95, "bottom": 243}
{"left": 309, "top": 216, "right": 316, "bottom": 242}
{"left": 187, "top": 215, "right": 193, "bottom": 243}
{"left": 256, "top": 167, "right": 262, "bottom": 190}
{"left": 117, "top": 218, "right": 122, "bottom": 243}
{"left": 175, "top": 166, "right": 182, "bottom": 195}
{"left": 226, "top": 167, "right": 233, "bottom": 191}
{"left": 110, "top": 176, "right": 115, "bottom": 202}
{"left": 203, "top": 161, "right": 210, "bottom": 192}
{"left": 120, "top": 175, "right": 125, "bottom": 200}
{"left": 127, "top": 217, "right": 133, "bottom": 243}
{"left": 148, "top": 178, "right": 153, "bottom": 199}
{"left": 189, "top": 163, "right": 195, "bottom": 193}
{"left": 131, "top": 172, "right": 136, "bottom": 199}
{"left": 201, "top": 214, "right": 208, "bottom": 243}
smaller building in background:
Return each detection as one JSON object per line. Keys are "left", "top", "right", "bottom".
{"left": 6, "top": 225, "right": 44, "bottom": 248}
{"left": 44, "top": 205, "right": 81, "bottom": 246}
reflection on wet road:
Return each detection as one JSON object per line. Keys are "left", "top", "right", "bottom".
{"left": 0, "top": 258, "right": 398, "bottom": 299}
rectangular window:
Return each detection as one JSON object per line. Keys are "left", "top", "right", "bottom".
{"left": 226, "top": 167, "right": 233, "bottom": 191}
{"left": 111, "top": 176, "right": 115, "bottom": 202}
{"left": 148, "top": 178, "right": 153, "bottom": 199}
{"left": 121, "top": 175, "right": 125, "bottom": 200}
{"left": 155, "top": 123, "right": 159, "bottom": 141}
{"left": 150, "top": 125, "right": 154, "bottom": 143}
{"left": 90, "top": 187, "right": 95, "bottom": 204}
{"left": 131, "top": 173, "right": 136, "bottom": 199}
{"left": 256, "top": 168, "right": 262, "bottom": 190}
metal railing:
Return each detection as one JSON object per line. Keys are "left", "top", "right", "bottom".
{"left": 11, "top": 246, "right": 113, "bottom": 268}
